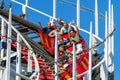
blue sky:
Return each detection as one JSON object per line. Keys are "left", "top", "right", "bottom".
{"left": 3, "top": 0, "right": 120, "bottom": 80}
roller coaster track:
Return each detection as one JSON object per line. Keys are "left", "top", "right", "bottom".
{"left": 0, "top": 8, "right": 55, "bottom": 80}
{"left": 0, "top": 8, "right": 54, "bottom": 62}
{"left": 0, "top": 0, "right": 115, "bottom": 80}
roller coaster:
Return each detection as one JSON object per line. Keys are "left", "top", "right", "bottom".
{"left": 0, "top": 0, "right": 114, "bottom": 80}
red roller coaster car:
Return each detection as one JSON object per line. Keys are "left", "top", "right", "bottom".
{"left": 38, "top": 29, "right": 94, "bottom": 80}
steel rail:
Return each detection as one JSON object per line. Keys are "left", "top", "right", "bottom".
{"left": 0, "top": 8, "right": 39, "bottom": 31}
{"left": 0, "top": 15, "right": 40, "bottom": 79}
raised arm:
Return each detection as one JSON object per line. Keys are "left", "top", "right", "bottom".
{"left": 69, "top": 20, "right": 74, "bottom": 26}
{"left": 75, "top": 25, "right": 79, "bottom": 35}
{"left": 68, "top": 27, "right": 71, "bottom": 38}
{"left": 38, "top": 21, "right": 43, "bottom": 30}
{"left": 48, "top": 30, "right": 55, "bottom": 37}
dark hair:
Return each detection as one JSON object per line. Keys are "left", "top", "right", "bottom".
{"left": 70, "top": 28, "right": 75, "bottom": 33}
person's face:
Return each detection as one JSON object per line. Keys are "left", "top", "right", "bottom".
{"left": 57, "top": 18, "right": 62, "bottom": 24}
{"left": 70, "top": 31, "right": 75, "bottom": 37}
{"left": 60, "top": 52, "right": 65, "bottom": 57}
{"left": 64, "top": 23, "right": 68, "bottom": 28}
{"left": 59, "top": 39, "right": 64, "bottom": 44}
{"left": 58, "top": 62, "right": 62, "bottom": 67}
{"left": 69, "top": 56, "right": 72, "bottom": 62}
{"left": 76, "top": 54, "right": 80, "bottom": 60}
{"left": 58, "top": 35, "right": 62, "bottom": 40}
{"left": 59, "top": 46, "right": 64, "bottom": 51}
{"left": 47, "top": 22, "right": 51, "bottom": 28}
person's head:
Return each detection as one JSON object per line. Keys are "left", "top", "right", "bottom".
{"left": 47, "top": 22, "right": 51, "bottom": 28}
{"left": 63, "top": 22, "right": 68, "bottom": 28}
{"left": 59, "top": 51, "right": 65, "bottom": 57}
{"left": 76, "top": 53, "right": 80, "bottom": 60}
{"left": 57, "top": 18, "right": 62, "bottom": 24}
{"left": 70, "top": 30, "right": 75, "bottom": 37}
{"left": 58, "top": 34, "right": 62, "bottom": 40}
{"left": 68, "top": 55, "right": 72, "bottom": 62}
{"left": 59, "top": 45, "right": 64, "bottom": 51}
{"left": 58, "top": 61, "right": 62, "bottom": 67}
{"left": 58, "top": 38, "right": 64, "bottom": 45}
